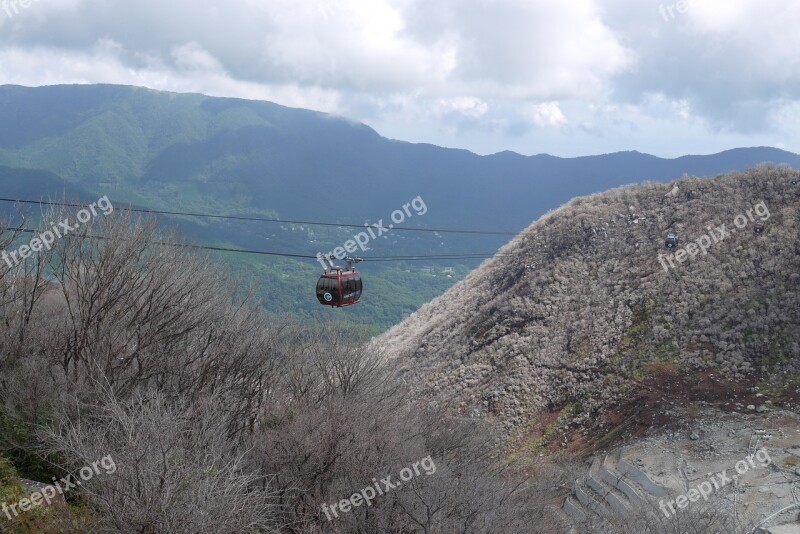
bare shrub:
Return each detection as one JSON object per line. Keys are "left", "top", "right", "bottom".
{"left": 40, "top": 389, "right": 280, "bottom": 534}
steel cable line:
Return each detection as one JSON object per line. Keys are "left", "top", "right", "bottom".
{"left": 4, "top": 227, "right": 514, "bottom": 262}
{"left": 0, "top": 197, "right": 519, "bottom": 236}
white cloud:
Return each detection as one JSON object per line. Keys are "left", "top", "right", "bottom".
{"left": 604, "top": 0, "right": 800, "bottom": 133}
{"left": 0, "top": 0, "right": 798, "bottom": 156}
{"left": 528, "top": 102, "right": 567, "bottom": 128}
{"left": 0, "top": 0, "right": 634, "bottom": 101}
{"left": 171, "top": 42, "right": 224, "bottom": 73}
{"left": 401, "top": 0, "right": 633, "bottom": 100}
{"left": 0, "top": 44, "right": 344, "bottom": 112}
{"left": 436, "top": 97, "right": 489, "bottom": 119}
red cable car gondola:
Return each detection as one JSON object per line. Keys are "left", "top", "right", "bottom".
{"left": 316, "top": 256, "right": 363, "bottom": 308}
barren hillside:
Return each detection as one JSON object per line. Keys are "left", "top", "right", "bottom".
{"left": 378, "top": 166, "right": 800, "bottom": 451}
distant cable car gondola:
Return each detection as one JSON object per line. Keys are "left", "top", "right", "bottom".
{"left": 754, "top": 222, "right": 765, "bottom": 234}
{"left": 664, "top": 233, "right": 679, "bottom": 250}
{"left": 316, "top": 256, "right": 363, "bottom": 308}
{"left": 792, "top": 178, "right": 799, "bottom": 186}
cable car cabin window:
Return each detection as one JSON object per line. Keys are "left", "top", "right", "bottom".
{"left": 342, "top": 276, "right": 358, "bottom": 304}
{"left": 342, "top": 278, "right": 351, "bottom": 304}
{"left": 328, "top": 278, "right": 340, "bottom": 302}
{"left": 316, "top": 276, "right": 340, "bottom": 305}
{"left": 354, "top": 276, "right": 362, "bottom": 299}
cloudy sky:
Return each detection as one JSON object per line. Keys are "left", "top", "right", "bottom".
{"left": 1, "top": 0, "right": 798, "bottom": 157}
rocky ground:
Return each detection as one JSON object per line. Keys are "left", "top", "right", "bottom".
{"left": 558, "top": 407, "right": 800, "bottom": 533}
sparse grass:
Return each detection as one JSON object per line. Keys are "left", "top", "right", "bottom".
{"left": 645, "top": 359, "right": 679, "bottom": 377}
{"left": 653, "top": 341, "right": 679, "bottom": 361}
{"left": 761, "top": 340, "right": 790, "bottom": 371}
{"left": 0, "top": 455, "right": 80, "bottom": 534}
{"left": 0, "top": 412, "right": 59, "bottom": 484}
{"left": 508, "top": 403, "right": 579, "bottom": 460}
{"left": 782, "top": 456, "right": 800, "bottom": 468}
{"left": 756, "top": 372, "right": 800, "bottom": 407}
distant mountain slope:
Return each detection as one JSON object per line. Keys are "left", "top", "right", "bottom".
{"left": 1, "top": 83, "right": 800, "bottom": 330}
{"left": 0, "top": 166, "right": 88, "bottom": 200}
{"left": 2, "top": 84, "right": 800, "bottom": 235}
{"left": 378, "top": 166, "right": 800, "bottom": 445}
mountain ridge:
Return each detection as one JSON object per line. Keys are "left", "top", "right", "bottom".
{"left": 2, "top": 83, "right": 798, "bottom": 164}
{"left": 2, "top": 83, "right": 800, "bottom": 331}
{"left": 377, "top": 165, "right": 800, "bottom": 449}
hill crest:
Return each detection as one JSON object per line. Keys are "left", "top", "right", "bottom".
{"left": 378, "top": 165, "right": 800, "bottom": 449}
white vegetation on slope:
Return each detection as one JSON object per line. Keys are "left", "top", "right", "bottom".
{"left": 378, "top": 165, "right": 800, "bottom": 439}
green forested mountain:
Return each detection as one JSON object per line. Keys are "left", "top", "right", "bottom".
{"left": 2, "top": 83, "right": 799, "bottom": 330}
